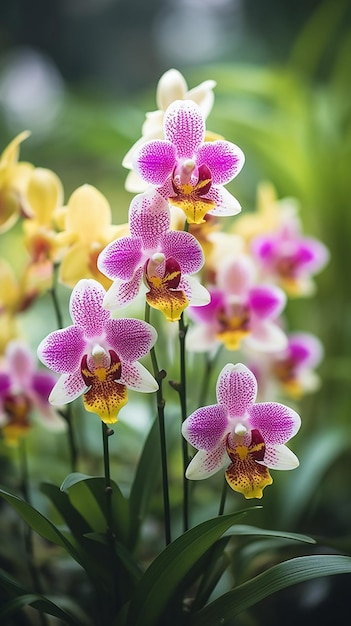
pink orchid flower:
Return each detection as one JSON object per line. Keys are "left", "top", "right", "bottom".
{"left": 251, "top": 211, "right": 329, "bottom": 296}
{"left": 250, "top": 332, "right": 324, "bottom": 400}
{"left": 37, "top": 279, "right": 158, "bottom": 424}
{"left": 98, "top": 191, "right": 210, "bottom": 322}
{"left": 186, "top": 255, "right": 287, "bottom": 353}
{"left": 182, "top": 363, "right": 301, "bottom": 499}
{"left": 131, "top": 100, "right": 245, "bottom": 224}
{"left": 0, "top": 339, "right": 63, "bottom": 444}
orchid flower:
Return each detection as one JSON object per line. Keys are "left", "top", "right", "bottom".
{"left": 131, "top": 100, "right": 244, "bottom": 224}
{"left": 0, "top": 131, "right": 34, "bottom": 233}
{"left": 251, "top": 209, "right": 329, "bottom": 296}
{"left": 37, "top": 279, "right": 158, "bottom": 424}
{"left": 98, "top": 191, "right": 210, "bottom": 322}
{"left": 187, "top": 254, "right": 287, "bottom": 353}
{"left": 0, "top": 340, "right": 63, "bottom": 445}
{"left": 55, "top": 185, "right": 128, "bottom": 289}
{"left": 21, "top": 167, "right": 64, "bottom": 292}
{"left": 123, "top": 69, "right": 217, "bottom": 193}
{"left": 182, "top": 363, "right": 301, "bottom": 499}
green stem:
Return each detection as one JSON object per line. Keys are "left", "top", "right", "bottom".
{"left": 178, "top": 313, "right": 189, "bottom": 532}
{"left": 145, "top": 303, "right": 171, "bottom": 545}
{"left": 19, "top": 440, "right": 49, "bottom": 626}
{"left": 218, "top": 476, "right": 228, "bottom": 516}
{"left": 58, "top": 405, "right": 78, "bottom": 473}
{"left": 102, "top": 422, "right": 113, "bottom": 530}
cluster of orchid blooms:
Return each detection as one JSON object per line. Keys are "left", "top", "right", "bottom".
{"left": 0, "top": 69, "right": 329, "bottom": 499}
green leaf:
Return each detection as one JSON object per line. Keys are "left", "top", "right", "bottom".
{"left": 128, "top": 417, "right": 161, "bottom": 548}
{"left": 0, "top": 594, "right": 86, "bottom": 625}
{"left": 191, "top": 554, "right": 351, "bottom": 625}
{"left": 224, "top": 524, "right": 316, "bottom": 544}
{"left": 0, "top": 486, "right": 81, "bottom": 561}
{"left": 61, "top": 473, "right": 129, "bottom": 543}
{"left": 41, "top": 481, "right": 92, "bottom": 538}
{"left": 127, "top": 509, "right": 254, "bottom": 626}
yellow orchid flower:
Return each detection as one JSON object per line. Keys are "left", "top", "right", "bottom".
{"left": 55, "top": 184, "right": 128, "bottom": 289}
{"left": 232, "top": 181, "right": 284, "bottom": 247}
{"left": 0, "top": 131, "right": 34, "bottom": 233}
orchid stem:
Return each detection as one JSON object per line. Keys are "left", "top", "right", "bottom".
{"left": 102, "top": 422, "right": 113, "bottom": 530}
{"left": 19, "top": 439, "right": 49, "bottom": 626}
{"left": 178, "top": 313, "right": 190, "bottom": 532}
{"left": 218, "top": 476, "right": 228, "bottom": 516}
{"left": 145, "top": 303, "right": 171, "bottom": 545}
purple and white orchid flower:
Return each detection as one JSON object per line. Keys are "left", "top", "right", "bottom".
{"left": 0, "top": 339, "right": 63, "bottom": 444}
{"left": 37, "top": 279, "right": 158, "bottom": 424}
{"left": 187, "top": 255, "right": 287, "bottom": 353}
{"left": 131, "top": 100, "right": 245, "bottom": 224}
{"left": 98, "top": 191, "right": 210, "bottom": 322}
{"left": 251, "top": 210, "right": 329, "bottom": 296}
{"left": 182, "top": 363, "right": 301, "bottom": 499}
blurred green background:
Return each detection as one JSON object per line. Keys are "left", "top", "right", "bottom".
{"left": 1, "top": 1, "right": 351, "bottom": 624}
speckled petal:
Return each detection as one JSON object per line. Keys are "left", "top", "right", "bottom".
{"left": 119, "top": 361, "right": 158, "bottom": 392}
{"left": 104, "top": 318, "right": 157, "bottom": 361}
{"left": 248, "top": 402, "right": 301, "bottom": 445}
{"left": 196, "top": 140, "right": 245, "bottom": 184}
{"left": 216, "top": 363, "right": 257, "bottom": 417}
{"left": 160, "top": 230, "right": 204, "bottom": 274}
{"left": 49, "top": 371, "right": 87, "bottom": 405}
{"left": 103, "top": 268, "right": 144, "bottom": 310}
{"left": 163, "top": 100, "right": 205, "bottom": 157}
{"left": 70, "top": 279, "right": 110, "bottom": 337}
{"left": 129, "top": 191, "right": 170, "bottom": 248}
{"left": 132, "top": 139, "right": 176, "bottom": 185}
{"left": 97, "top": 236, "right": 143, "bottom": 281}
{"left": 206, "top": 186, "right": 242, "bottom": 217}
{"left": 182, "top": 404, "right": 229, "bottom": 451}
{"left": 185, "top": 444, "right": 229, "bottom": 479}
{"left": 261, "top": 443, "right": 299, "bottom": 469}
{"left": 38, "top": 327, "right": 86, "bottom": 373}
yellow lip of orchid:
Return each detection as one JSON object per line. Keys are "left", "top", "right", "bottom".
{"left": 0, "top": 131, "right": 34, "bottom": 234}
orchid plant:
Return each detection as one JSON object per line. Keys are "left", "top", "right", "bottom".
{"left": 0, "top": 68, "right": 350, "bottom": 626}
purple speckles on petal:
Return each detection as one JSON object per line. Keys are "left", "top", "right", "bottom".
{"left": 105, "top": 318, "right": 157, "bottom": 361}
{"left": 248, "top": 402, "right": 301, "bottom": 445}
{"left": 70, "top": 279, "right": 110, "bottom": 337}
{"left": 164, "top": 100, "right": 205, "bottom": 157}
{"left": 217, "top": 363, "right": 257, "bottom": 417}
{"left": 38, "top": 326, "right": 86, "bottom": 373}
{"left": 182, "top": 404, "right": 229, "bottom": 451}
{"left": 196, "top": 141, "right": 245, "bottom": 184}
{"left": 133, "top": 140, "right": 176, "bottom": 185}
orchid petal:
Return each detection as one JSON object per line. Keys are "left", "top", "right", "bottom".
{"left": 248, "top": 402, "right": 301, "bottom": 445}
{"left": 49, "top": 371, "right": 87, "bottom": 405}
{"left": 102, "top": 268, "right": 144, "bottom": 310}
{"left": 105, "top": 318, "right": 157, "bottom": 361}
{"left": 164, "top": 100, "right": 205, "bottom": 157}
{"left": 156, "top": 69, "right": 187, "bottom": 110}
{"left": 97, "top": 236, "right": 143, "bottom": 281}
{"left": 83, "top": 378, "right": 128, "bottom": 424}
{"left": 246, "top": 320, "right": 288, "bottom": 353}
{"left": 160, "top": 230, "right": 204, "bottom": 274}
{"left": 6, "top": 341, "right": 35, "bottom": 390}
{"left": 249, "top": 285, "right": 286, "bottom": 319}
{"left": 187, "top": 79, "right": 216, "bottom": 118}
{"left": 120, "top": 361, "right": 158, "bottom": 392}
{"left": 196, "top": 140, "right": 245, "bottom": 184}
{"left": 185, "top": 445, "right": 228, "bottom": 480}
{"left": 38, "top": 327, "right": 86, "bottom": 373}
{"left": 128, "top": 191, "right": 170, "bottom": 248}
{"left": 206, "top": 186, "right": 242, "bottom": 217}
{"left": 185, "top": 323, "right": 218, "bottom": 353}
{"left": 132, "top": 140, "right": 176, "bottom": 186}
{"left": 181, "top": 275, "right": 211, "bottom": 306}
{"left": 261, "top": 444, "right": 300, "bottom": 470}
{"left": 217, "top": 256, "right": 255, "bottom": 297}
{"left": 69, "top": 279, "right": 110, "bottom": 338}
{"left": 216, "top": 363, "right": 257, "bottom": 417}
{"left": 182, "top": 404, "right": 228, "bottom": 451}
